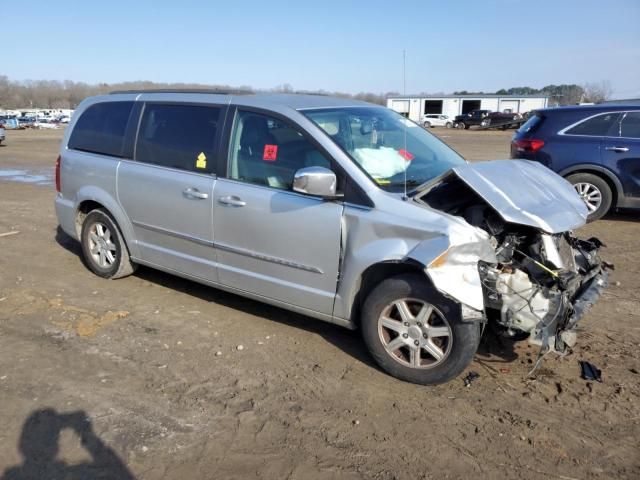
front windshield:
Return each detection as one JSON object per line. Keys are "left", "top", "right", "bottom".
{"left": 303, "top": 107, "right": 466, "bottom": 192}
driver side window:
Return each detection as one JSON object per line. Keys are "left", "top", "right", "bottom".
{"left": 228, "top": 110, "right": 333, "bottom": 190}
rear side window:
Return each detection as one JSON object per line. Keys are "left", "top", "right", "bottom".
{"left": 517, "top": 113, "right": 542, "bottom": 134}
{"left": 564, "top": 113, "right": 622, "bottom": 136}
{"left": 136, "top": 103, "right": 221, "bottom": 173}
{"left": 68, "top": 101, "right": 134, "bottom": 157}
{"left": 621, "top": 112, "right": 640, "bottom": 138}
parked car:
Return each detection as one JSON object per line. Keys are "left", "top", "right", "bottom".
{"left": 481, "top": 111, "right": 523, "bottom": 129}
{"left": 420, "top": 114, "right": 453, "bottom": 128}
{"left": 511, "top": 104, "right": 640, "bottom": 221}
{"left": 455, "top": 110, "right": 522, "bottom": 129}
{"left": 0, "top": 126, "right": 5, "bottom": 145}
{"left": 55, "top": 91, "right": 608, "bottom": 385}
{"left": 18, "top": 117, "right": 36, "bottom": 128}
{"left": 453, "top": 109, "right": 491, "bottom": 129}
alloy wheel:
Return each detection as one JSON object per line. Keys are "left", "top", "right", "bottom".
{"left": 88, "top": 222, "right": 117, "bottom": 268}
{"left": 378, "top": 298, "right": 452, "bottom": 369}
{"left": 574, "top": 182, "right": 603, "bottom": 213}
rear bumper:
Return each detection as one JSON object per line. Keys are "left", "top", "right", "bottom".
{"left": 55, "top": 194, "right": 78, "bottom": 240}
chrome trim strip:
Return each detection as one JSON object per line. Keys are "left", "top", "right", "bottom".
{"left": 215, "top": 242, "right": 323, "bottom": 274}
{"left": 132, "top": 221, "right": 323, "bottom": 274}
{"left": 132, "top": 220, "right": 213, "bottom": 247}
{"left": 557, "top": 110, "right": 640, "bottom": 137}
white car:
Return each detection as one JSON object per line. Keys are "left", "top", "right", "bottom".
{"left": 420, "top": 114, "right": 453, "bottom": 128}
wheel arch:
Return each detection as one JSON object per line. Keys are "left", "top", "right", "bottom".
{"left": 348, "top": 260, "right": 429, "bottom": 328}
{"left": 74, "top": 187, "right": 139, "bottom": 257}
{"left": 559, "top": 164, "right": 622, "bottom": 207}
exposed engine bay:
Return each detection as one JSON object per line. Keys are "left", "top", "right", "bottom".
{"left": 417, "top": 174, "right": 611, "bottom": 357}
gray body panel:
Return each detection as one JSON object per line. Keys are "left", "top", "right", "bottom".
{"left": 212, "top": 178, "right": 342, "bottom": 315}
{"left": 55, "top": 92, "right": 589, "bottom": 331}
{"left": 117, "top": 160, "right": 218, "bottom": 282}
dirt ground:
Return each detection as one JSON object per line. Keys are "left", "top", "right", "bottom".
{"left": 0, "top": 128, "right": 638, "bottom": 480}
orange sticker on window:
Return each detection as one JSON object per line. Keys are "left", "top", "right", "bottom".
{"left": 398, "top": 149, "right": 414, "bottom": 161}
{"left": 263, "top": 144, "right": 278, "bottom": 161}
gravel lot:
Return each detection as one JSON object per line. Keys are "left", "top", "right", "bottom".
{"left": 0, "top": 128, "right": 638, "bottom": 480}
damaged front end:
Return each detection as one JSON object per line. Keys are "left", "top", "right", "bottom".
{"left": 479, "top": 232, "right": 609, "bottom": 354}
{"left": 415, "top": 160, "right": 612, "bottom": 356}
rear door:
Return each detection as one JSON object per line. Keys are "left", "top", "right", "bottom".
{"left": 212, "top": 108, "right": 343, "bottom": 315}
{"left": 117, "top": 102, "right": 226, "bottom": 281}
{"left": 603, "top": 111, "right": 640, "bottom": 198}
{"left": 556, "top": 112, "right": 623, "bottom": 171}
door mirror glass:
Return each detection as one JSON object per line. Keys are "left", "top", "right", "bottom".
{"left": 293, "top": 166, "right": 339, "bottom": 198}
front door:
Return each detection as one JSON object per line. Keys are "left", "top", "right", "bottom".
{"left": 212, "top": 109, "right": 343, "bottom": 315}
{"left": 117, "top": 102, "right": 224, "bottom": 281}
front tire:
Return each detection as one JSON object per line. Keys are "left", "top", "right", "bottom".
{"left": 566, "top": 173, "right": 613, "bottom": 222}
{"left": 445, "top": 122, "right": 453, "bottom": 128}
{"left": 81, "top": 209, "right": 136, "bottom": 279}
{"left": 361, "top": 274, "right": 480, "bottom": 385}
{"left": 456, "top": 122, "right": 466, "bottom": 130}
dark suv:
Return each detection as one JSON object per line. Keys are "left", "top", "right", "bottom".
{"left": 454, "top": 109, "right": 490, "bottom": 129}
{"left": 511, "top": 105, "right": 640, "bottom": 221}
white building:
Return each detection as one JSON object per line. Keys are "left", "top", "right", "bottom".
{"left": 386, "top": 94, "right": 549, "bottom": 123}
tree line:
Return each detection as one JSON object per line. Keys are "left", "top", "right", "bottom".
{"left": 0, "top": 75, "right": 612, "bottom": 110}
{"left": 454, "top": 81, "right": 612, "bottom": 105}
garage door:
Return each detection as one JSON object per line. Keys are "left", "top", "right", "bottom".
{"left": 391, "top": 100, "right": 410, "bottom": 114}
{"left": 500, "top": 100, "right": 520, "bottom": 113}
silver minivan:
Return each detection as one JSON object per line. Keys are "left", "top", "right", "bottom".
{"left": 55, "top": 91, "right": 609, "bottom": 385}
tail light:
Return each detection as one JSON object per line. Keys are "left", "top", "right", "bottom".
{"left": 55, "top": 155, "right": 61, "bottom": 192}
{"left": 513, "top": 139, "right": 545, "bottom": 153}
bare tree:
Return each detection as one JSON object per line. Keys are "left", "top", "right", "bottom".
{"left": 582, "top": 81, "right": 613, "bottom": 103}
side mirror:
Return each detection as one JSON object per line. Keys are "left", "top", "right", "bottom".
{"left": 293, "top": 166, "right": 340, "bottom": 198}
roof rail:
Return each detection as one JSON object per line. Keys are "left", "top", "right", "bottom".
{"left": 109, "top": 88, "right": 252, "bottom": 95}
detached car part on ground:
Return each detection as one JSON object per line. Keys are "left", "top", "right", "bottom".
{"left": 55, "top": 93, "right": 609, "bottom": 386}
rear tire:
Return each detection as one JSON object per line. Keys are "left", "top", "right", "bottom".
{"left": 361, "top": 274, "right": 480, "bottom": 385}
{"left": 423, "top": 121, "right": 431, "bottom": 128}
{"left": 445, "top": 122, "right": 453, "bottom": 128}
{"left": 456, "top": 122, "right": 466, "bottom": 130}
{"left": 81, "top": 209, "right": 136, "bottom": 279}
{"left": 565, "top": 173, "right": 613, "bottom": 222}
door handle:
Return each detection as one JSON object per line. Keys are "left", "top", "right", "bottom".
{"left": 183, "top": 187, "right": 209, "bottom": 200}
{"left": 218, "top": 195, "right": 246, "bottom": 207}
{"left": 605, "top": 146, "right": 630, "bottom": 153}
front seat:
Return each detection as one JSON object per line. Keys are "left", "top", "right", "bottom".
{"left": 237, "top": 116, "right": 285, "bottom": 188}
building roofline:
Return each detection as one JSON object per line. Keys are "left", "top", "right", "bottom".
{"left": 387, "top": 94, "right": 549, "bottom": 99}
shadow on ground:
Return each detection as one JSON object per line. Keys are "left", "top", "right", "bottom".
{"left": 1, "top": 409, "right": 135, "bottom": 480}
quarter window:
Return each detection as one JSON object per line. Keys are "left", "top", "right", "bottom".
{"left": 68, "top": 101, "right": 134, "bottom": 157}
{"left": 621, "top": 112, "right": 640, "bottom": 138}
{"left": 564, "top": 113, "right": 622, "bottom": 136}
{"left": 136, "top": 104, "right": 221, "bottom": 173}
{"left": 227, "top": 110, "right": 334, "bottom": 190}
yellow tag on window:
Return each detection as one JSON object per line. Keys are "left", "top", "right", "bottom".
{"left": 196, "top": 152, "right": 207, "bottom": 169}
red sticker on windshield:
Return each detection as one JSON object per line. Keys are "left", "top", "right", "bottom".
{"left": 398, "top": 149, "right": 414, "bottom": 161}
{"left": 263, "top": 144, "right": 278, "bottom": 161}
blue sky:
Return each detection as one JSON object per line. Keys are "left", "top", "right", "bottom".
{"left": 4, "top": 0, "right": 639, "bottom": 97}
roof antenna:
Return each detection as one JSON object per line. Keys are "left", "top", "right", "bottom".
{"left": 402, "top": 49, "right": 408, "bottom": 201}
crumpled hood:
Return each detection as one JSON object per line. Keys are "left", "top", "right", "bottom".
{"left": 420, "top": 160, "right": 588, "bottom": 234}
